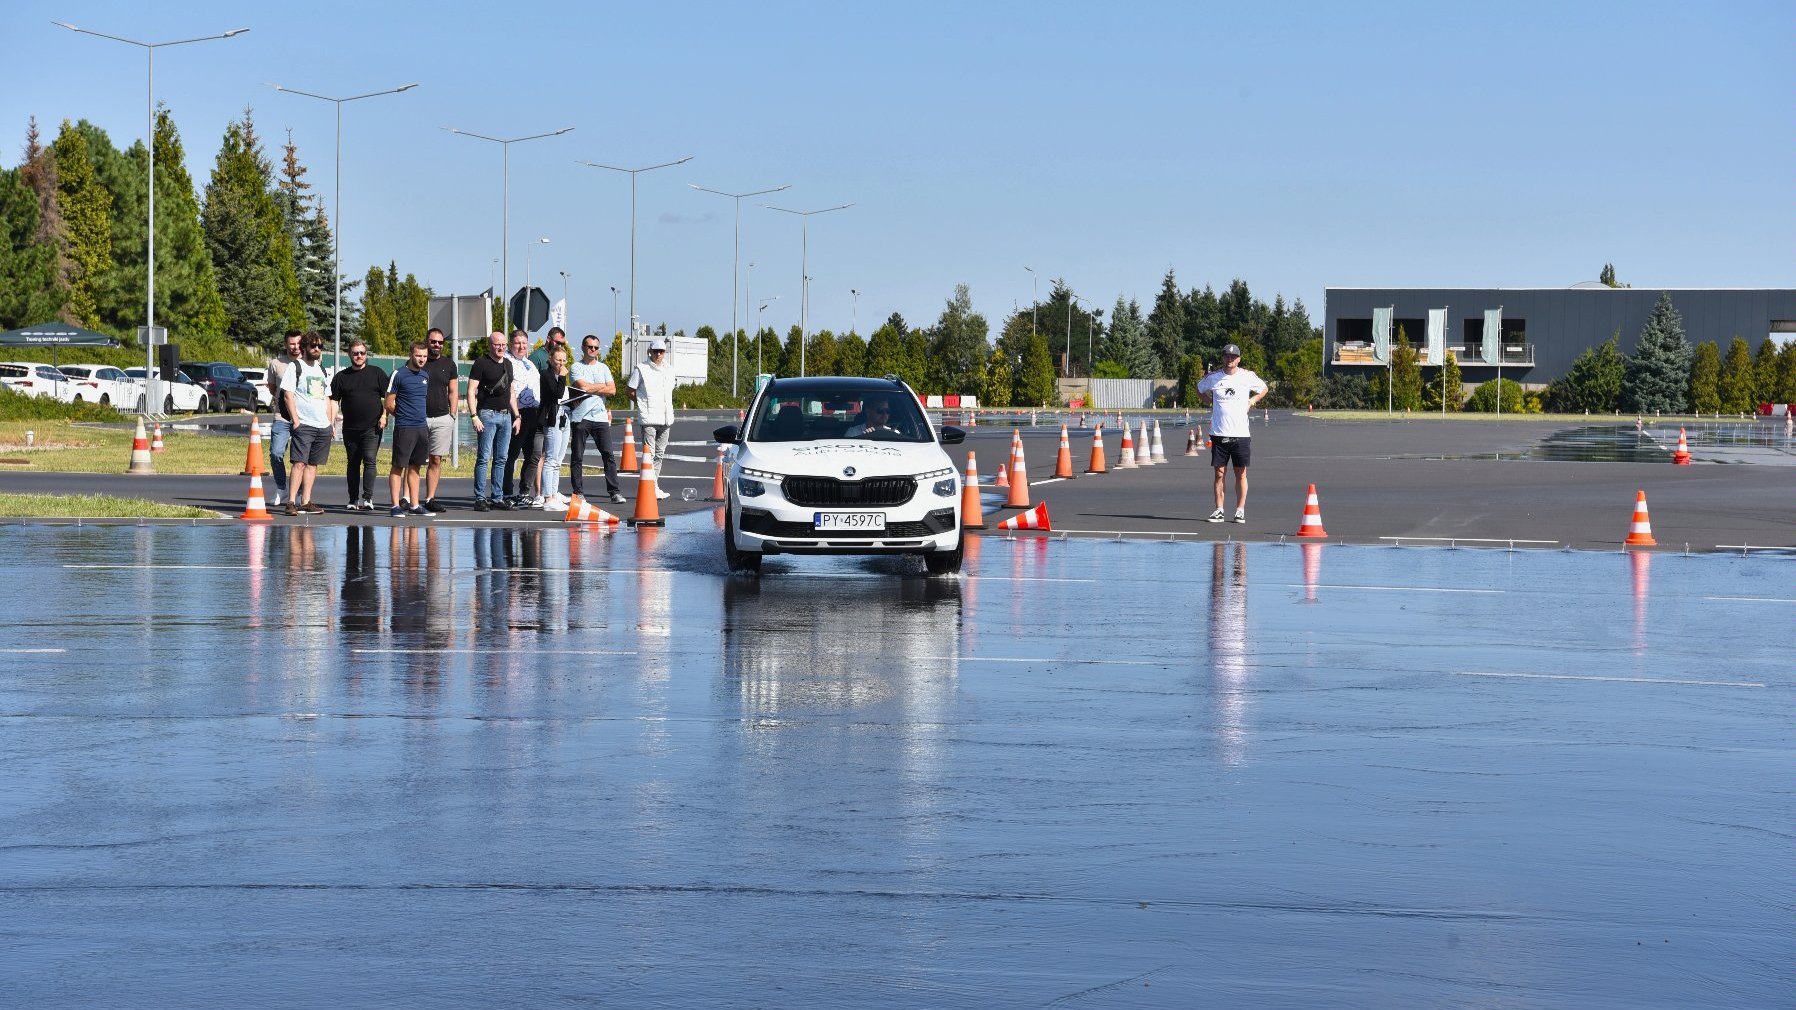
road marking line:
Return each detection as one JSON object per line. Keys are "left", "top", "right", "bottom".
{"left": 1283, "top": 584, "right": 1502, "bottom": 594}
{"left": 1027, "top": 478, "right": 1069, "bottom": 486}
{"left": 352, "top": 648, "right": 638, "bottom": 656}
{"left": 0, "top": 648, "right": 66, "bottom": 654}
{"left": 1457, "top": 671, "right": 1765, "bottom": 689}
{"left": 63, "top": 564, "right": 242, "bottom": 570}
{"left": 1703, "top": 596, "right": 1796, "bottom": 604}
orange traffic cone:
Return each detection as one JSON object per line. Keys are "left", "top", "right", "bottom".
{"left": 997, "top": 501, "right": 1050, "bottom": 531}
{"left": 239, "top": 420, "right": 271, "bottom": 520}
{"left": 1294, "top": 483, "right": 1328, "bottom": 538}
{"left": 1623, "top": 490, "right": 1656, "bottom": 546}
{"left": 630, "top": 458, "right": 664, "bottom": 526}
{"left": 566, "top": 494, "right": 621, "bottom": 525}
{"left": 151, "top": 422, "right": 165, "bottom": 452}
{"left": 1006, "top": 431, "right": 1031, "bottom": 508}
{"left": 960, "top": 452, "right": 985, "bottom": 529}
{"left": 1672, "top": 427, "right": 1691, "bottom": 465}
{"left": 709, "top": 445, "right": 728, "bottom": 502}
{"left": 619, "top": 417, "right": 640, "bottom": 473}
{"left": 1115, "top": 422, "right": 1137, "bottom": 469}
{"left": 1052, "top": 424, "right": 1077, "bottom": 479}
{"left": 125, "top": 415, "right": 155, "bottom": 474}
{"left": 1085, "top": 424, "right": 1107, "bottom": 474}
{"left": 994, "top": 455, "right": 1011, "bottom": 488}
{"left": 1184, "top": 429, "right": 1200, "bottom": 456}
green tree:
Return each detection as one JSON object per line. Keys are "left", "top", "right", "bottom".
{"left": 390, "top": 267, "right": 431, "bottom": 358}
{"left": 123, "top": 109, "right": 227, "bottom": 337}
{"left": 1278, "top": 336, "right": 1325, "bottom": 409}
{"left": 1143, "top": 268, "right": 1183, "bottom": 376}
{"left": 1091, "top": 360, "right": 1128, "bottom": 379}
{"left": 355, "top": 264, "right": 394, "bottom": 352}
{"left": 863, "top": 323, "right": 903, "bottom": 378}
{"left": 804, "top": 328, "right": 838, "bottom": 376}
{"left": 901, "top": 328, "right": 931, "bottom": 390}
{"left": 202, "top": 109, "right": 304, "bottom": 345}
{"left": 777, "top": 325, "right": 804, "bottom": 377}
{"left": 1718, "top": 336, "right": 1755, "bottom": 414}
{"left": 0, "top": 166, "right": 65, "bottom": 328}
{"left": 1217, "top": 278, "right": 1266, "bottom": 352}
{"left": 1687, "top": 341, "right": 1720, "bottom": 414}
{"left": 1100, "top": 295, "right": 1156, "bottom": 378}
{"left": 1014, "top": 329, "right": 1056, "bottom": 406}
{"left": 1546, "top": 333, "right": 1623, "bottom": 413}
{"left": 50, "top": 121, "right": 113, "bottom": 326}
{"left": 1776, "top": 342, "right": 1796, "bottom": 404}
{"left": 1177, "top": 354, "right": 1205, "bottom": 408}
{"left": 927, "top": 283, "right": 989, "bottom": 394}
{"left": 1752, "top": 337, "right": 1780, "bottom": 407}
{"left": 1622, "top": 292, "right": 1691, "bottom": 414}
{"left": 1466, "top": 377, "right": 1525, "bottom": 413}
{"left": 1599, "top": 262, "right": 1619, "bottom": 287}
{"left": 835, "top": 331, "right": 866, "bottom": 378}
{"left": 1183, "top": 284, "right": 1222, "bottom": 364}
{"left": 1232, "top": 330, "right": 1269, "bottom": 378}
{"left": 276, "top": 131, "right": 338, "bottom": 335}
{"left": 750, "top": 326, "right": 782, "bottom": 377}
{"left": 980, "top": 347, "right": 1012, "bottom": 408}
{"left": 605, "top": 335, "right": 623, "bottom": 377}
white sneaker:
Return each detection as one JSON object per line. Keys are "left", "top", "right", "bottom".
{"left": 270, "top": 491, "right": 283, "bottom": 507}
{"left": 655, "top": 489, "right": 671, "bottom": 499}
{"left": 542, "top": 499, "right": 563, "bottom": 512}
{"left": 1233, "top": 508, "right": 1246, "bottom": 523}
{"left": 1206, "top": 508, "right": 1225, "bottom": 523}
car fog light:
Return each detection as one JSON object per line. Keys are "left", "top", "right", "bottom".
{"left": 933, "top": 478, "right": 957, "bottom": 497}
{"left": 737, "top": 477, "right": 766, "bottom": 498}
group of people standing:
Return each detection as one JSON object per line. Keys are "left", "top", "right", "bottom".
{"left": 262, "top": 325, "right": 678, "bottom": 518}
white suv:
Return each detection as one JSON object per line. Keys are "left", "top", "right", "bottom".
{"left": 717, "top": 376, "right": 967, "bottom": 575}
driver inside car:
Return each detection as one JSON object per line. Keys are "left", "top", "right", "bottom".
{"left": 845, "top": 398, "right": 900, "bottom": 437}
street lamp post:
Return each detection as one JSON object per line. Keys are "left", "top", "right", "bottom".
{"left": 269, "top": 81, "right": 417, "bottom": 369}
{"left": 1071, "top": 294, "right": 1089, "bottom": 379}
{"left": 689, "top": 183, "right": 789, "bottom": 398}
{"left": 609, "top": 286, "right": 619, "bottom": 347}
{"left": 1024, "top": 266, "right": 1038, "bottom": 339}
{"left": 558, "top": 271, "right": 570, "bottom": 327}
{"left": 53, "top": 20, "right": 248, "bottom": 418}
{"left": 578, "top": 155, "right": 693, "bottom": 371}
{"left": 1064, "top": 292, "right": 1073, "bottom": 379}
{"left": 850, "top": 289, "right": 859, "bottom": 336}
{"left": 443, "top": 125, "right": 574, "bottom": 342}
{"left": 764, "top": 203, "right": 853, "bottom": 376}
{"left": 522, "top": 237, "right": 549, "bottom": 333}
{"left": 757, "top": 296, "right": 781, "bottom": 376}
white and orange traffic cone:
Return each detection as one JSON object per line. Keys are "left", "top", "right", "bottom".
{"left": 150, "top": 422, "right": 165, "bottom": 453}
{"left": 708, "top": 445, "right": 728, "bottom": 502}
{"left": 630, "top": 458, "right": 665, "bottom": 526}
{"left": 1623, "top": 490, "right": 1657, "bottom": 546}
{"left": 1135, "top": 420, "right": 1153, "bottom": 466}
{"left": 566, "top": 494, "right": 621, "bottom": 525}
{"left": 619, "top": 417, "right": 640, "bottom": 473}
{"left": 1150, "top": 420, "right": 1167, "bottom": 463}
{"left": 125, "top": 416, "right": 155, "bottom": 474}
{"left": 997, "top": 501, "right": 1050, "bottom": 531}
{"left": 1184, "top": 429, "right": 1200, "bottom": 456}
{"left": 1115, "top": 422, "right": 1137, "bottom": 469}
{"left": 1006, "top": 431, "right": 1031, "bottom": 508}
{"left": 1672, "top": 427, "right": 1691, "bottom": 465}
{"left": 1052, "top": 424, "right": 1077, "bottom": 479}
{"left": 1085, "top": 424, "right": 1107, "bottom": 474}
{"left": 960, "top": 452, "right": 985, "bottom": 529}
{"left": 1294, "top": 483, "right": 1328, "bottom": 538}
{"left": 239, "top": 421, "right": 271, "bottom": 520}
{"left": 994, "top": 453, "right": 1011, "bottom": 489}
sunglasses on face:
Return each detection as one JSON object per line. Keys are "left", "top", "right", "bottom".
{"left": 350, "top": 351, "right": 368, "bottom": 357}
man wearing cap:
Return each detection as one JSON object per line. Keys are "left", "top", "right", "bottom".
{"left": 628, "top": 338, "right": 677, "bottom": 499}
{"left": 1195, "top": 343, "right": 1267, "bottom": 524}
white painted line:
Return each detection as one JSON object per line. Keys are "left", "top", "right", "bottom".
{"left": 353, "top": 648, "right": 638, "bottom": 656}
{"left": 0, "top": 648, "right": 66, "bottom": 654}
{"left": 432, "top": 517, "right": 586, "bottom": 525}
{"left": 1457, "top": 671, "right": 1765, "bottom": 689}
{"left": 63, "top": 564, "right": 242, "bottom": 570}
{"left": 967, "top": 575, "right": 1099, "bottom": 583}
{"left": 1703, "top": 596, "right": 1796, "bottom": 604}
{"left": 958, "top": 656, "right": 1161, "bottom": 666}
{"left": 1027, "top": 477, "right": 1069, "bottom": 487}
{"left": 1282, "top": 584, "right": 1502, "bottom": 594}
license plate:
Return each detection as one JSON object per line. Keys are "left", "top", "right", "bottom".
{"left": 814, "top": 512, "right": 885, "bottom": 531}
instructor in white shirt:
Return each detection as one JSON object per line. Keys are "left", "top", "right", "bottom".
{"left": 628, "top": 338, "right": 677, "bottom": 499}
{"left": 1195, "top": 343, "right": 1267, "bottom": 524}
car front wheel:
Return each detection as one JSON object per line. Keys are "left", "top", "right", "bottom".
{"left": 723, "top": 508, "right": 762, "bottom": 574}
{"left": 924, "top": 535, "right": 965, "bottom": 576}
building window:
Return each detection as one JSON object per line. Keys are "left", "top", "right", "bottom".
{"left": 1336, "top": 318, "right": 1372, "bottom": 346}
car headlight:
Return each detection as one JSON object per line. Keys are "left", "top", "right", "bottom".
{"left": 740, "top": 466, "right": 784, "bottom": 481}
{"left": 736, "top": 477, "right": 766, "bottom": 498}
{"left": 933, "top": 478, "right": 957, "bottom": 497}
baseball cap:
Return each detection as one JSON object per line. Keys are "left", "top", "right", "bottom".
{"left": 648, "top": 338, "right": 668, "bottom": 352}
{"left": 1221, "top": 343, "right": 1242, "bottom": 358}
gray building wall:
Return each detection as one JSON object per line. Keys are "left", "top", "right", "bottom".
{"left": 1324, "top": 288, "right": 1796, "bottom": 384}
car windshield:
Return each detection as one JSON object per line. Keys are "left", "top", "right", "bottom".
{"left": 746, "top": 386, "right": 930, "bottom": 443}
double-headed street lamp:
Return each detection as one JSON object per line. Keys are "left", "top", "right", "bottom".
{"left": 53, "top": 20, "right": 248, "bottom": 418}
{"left": 763, "top": 203, "right": 853, "bottom": 376}
{"left": 578, "top": 155, "right": 693, "bottom": 370}
{"left": 269, "top": 80, "right": 418, "bottom": 368}
{"left": 690, "top": 183, "right": 789, "bottom": 397}
{"left": 443, "top": 126, "right": 574, "bottom": 344}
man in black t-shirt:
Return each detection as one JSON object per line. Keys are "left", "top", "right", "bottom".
{"left": 466, "top": 331, "right": 519, "bottom": 510}
{"left": 421, "top": 327, "right": 460, "bottom": 512}
{"left": 328, "top": 339, "right": 389, "bottom": 510}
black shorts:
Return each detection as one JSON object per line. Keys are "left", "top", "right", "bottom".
{"left": 1210, "top": 436, "right": 1251, "bottom": 469}
{"left": 290, "top": 425, "right": 333, "bottom": 466}
{"left": 391, "top": 426, "right": 431, "bottom": 469}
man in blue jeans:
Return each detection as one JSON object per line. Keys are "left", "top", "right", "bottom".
{"left": 466, "top": 331, "right": 520, "bottom": 511}
{"left": 262, "top": 330, "right": 302, "bottom": 506}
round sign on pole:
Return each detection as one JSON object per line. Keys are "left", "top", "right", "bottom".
{"left": 508, "top": 287, "right": 551, "bottom": 332}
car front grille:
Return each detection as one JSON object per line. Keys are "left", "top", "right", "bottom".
{"left": 741, "top": 508, "right": 956, "bottom": 540}
{"left": 781, "top": 475, "right": 917, "bottom": 507}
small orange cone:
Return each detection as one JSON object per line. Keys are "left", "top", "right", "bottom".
{"left": 1115, "top": 422, "right": 1137, "bottom": 469}
{"left": 994, "top": 455, "right": 1011, "bottom": 488}
{"left": 708, "top": 445, "right": 728, "bottom": 502}
{"left": 1184, "top": 429, "right": 1200, "bottom": 456}
{"left": 619, "top": 417, "right": 640, "bottom": 473}
{"left": 126, "top": 415, "right": 155, "bottom": 474}
{"left": 997, "top": 501, "right": 1050, "bottom": 531}
{"left": 630, "top": 458, "right": 664, "bottom": 526}
{"left": 1294, "top": 483, "right": 1328, "bottom": 538}
{"left": 1623, "top": 490, "right": 1657, "bottom": 546}
{"left": 1052, "top": 424, "right": 1077, "bottom": 479}
{"left": 960, "top": 451, "right": 985, "bottom": 529}
{"left": 566, "top": 494, "right": 621, "bottom": 525}
{"left": 1671, "top": 427, "right": 1691, "bottom": 465}
{"left": 1085, "top": 424, "right": 1107, "bottom": 474}
{"left": 239, "top": 419, "right": 271, "bottom": 520}
{"left": 1006, "top": 431, "right": 1031, "bottom": 508}
{"left": 151, "top": 422, "right": 165, "bottom": 452}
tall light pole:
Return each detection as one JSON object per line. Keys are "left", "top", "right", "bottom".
{"left": 522, "top": 238, "right": 549, "bottom": 333}
{"left": 609, "top": 286, "right": 618, "bottom": 346}
{"left": 53, "top": 20, "right": 248, "bottom": 418}
{"left": 745, "top": 261, "right": 754, "bottom": 378}
{"left": 1071, "top": 294, "right": 1087, "bottom": 379}
{"left": 850, "top": 288, "right": 859, "bottom": 336}
{"left": 689, "top": 183, "right": 788, "bottom": 397}
{"left": 578, "top": 156, "right": 693, "bottom": 371}
{"left": 269, "top": 80, "right": 417, "bottom": 369}
{"left": 1024, "top": 266, "right": 1039, "bottom": 339}
{"left": 443, "top": 126, "right": 574, "bottom": 341}
{"left": 764, "top": 203, "right": 853, "bottom": 376}
{"left": 558, "top": 270, "right": 570, "bottom": 315}
{"left": 757, "top": 296, "right": 781, "bottom": 376}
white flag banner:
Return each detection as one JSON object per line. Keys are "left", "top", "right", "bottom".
{"left": 1426, "top": 308, "right": 1447, "bottom": 364}
{"left": 1372, "top": 306, "right": 1393, "bottom": 362}
{"left": 1482, "top": 308, "right": 1502, "bottom": 364}
{"left": 549, "top": 298, "right": 567, "bottom": 332}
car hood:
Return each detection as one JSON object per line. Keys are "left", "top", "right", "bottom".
{"left": 737, "top": 439, "right": 950, "bottom": 478}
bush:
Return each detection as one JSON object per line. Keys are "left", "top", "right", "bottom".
{"left": 1318, "top": 373, "right": 1373, "bottom": 409}
{"left": 673, "top": 383, "right": 746, "bottom": 410}
{"left": 0, "top": 386, "right": 126, "bottom": 422}
{"left": 1466, "top": 377, "right": 1526, "bottom": 413}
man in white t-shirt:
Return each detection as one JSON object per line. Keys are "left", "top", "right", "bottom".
{"left": 1194, "top": 343, "right": 1267, "bottom": 524}
{"left": 628, "top": 338, "right": 677, "bottom": 499}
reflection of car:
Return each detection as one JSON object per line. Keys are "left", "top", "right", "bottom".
{"left": 715, "top": 375, "right": 966, "bottom": 575}
{"left": 0, "top": 362, "right": 74, "bottom": 402}
{"left": 58, "top": 364, "right": 140, "bottom": 408}
{"left": 124, "top": 367, "right": 207, "bottom": 413}
{"left": 239, "top": 367, "right": 275, "bottom": 408}
{"left": 177, "top": 361, "right": 258, "bottom": 412}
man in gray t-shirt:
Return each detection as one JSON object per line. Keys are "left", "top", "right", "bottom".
{"left": 567, "top": 335, "right": 622, "bottom": 503}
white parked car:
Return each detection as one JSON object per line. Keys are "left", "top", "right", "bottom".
{"left": 0, "top": 362, "right": 74, "bottom": 402}
{"left": 717, "top": 375, "right": 967, "bottom": 575}
{"left": 123, "top": 367, "right": 207, "bottom": 413}
{"left": 239, "top": 367, "right": 275, "bottom": 409}
{"left": 58, "top": 364, "right": 141, "bottom": 409}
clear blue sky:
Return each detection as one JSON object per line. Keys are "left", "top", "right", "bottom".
{"left": 5, "top": 0, "right": 1790, "bottom": 339}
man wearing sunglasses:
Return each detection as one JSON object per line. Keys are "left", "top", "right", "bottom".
{"left": 421, "top": 328, "right": 460, "bottom": 512}
{"left": 567, "top": 334, "right": 624, "bottom": 504}
{"left": 328, "top": 339, "right": 388, "bottom": 511}
{"left": 845, "top": 398, "right": 898, "bottom": 437}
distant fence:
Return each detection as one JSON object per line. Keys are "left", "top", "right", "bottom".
{"left": 1086, "top": 378, "right": 1156, "bottom": 409}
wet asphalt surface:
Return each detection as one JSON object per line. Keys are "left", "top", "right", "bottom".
{"left": 2, "top": 523, "right": 1790, "bottom": 1007}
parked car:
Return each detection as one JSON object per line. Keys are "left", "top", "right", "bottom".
{"left": 238, "top": 367, "right": 275, "bottom": 409}
{"left": 715, "top": 375, "right": 967, "bottom": 575}
{"left": 176, "top": 361, "right": 258, "bottom": 412}
{"left": 124, "top": 367, "right": 208, "bottom": 413}
{"left": 58, "top": 364, "right": 141, "bottom": 409}
{"left": 0, "top": 362, "right": 74, "bottom": 402}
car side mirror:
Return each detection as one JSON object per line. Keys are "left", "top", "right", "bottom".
{"left": 939, "top": 425, "right": 966, "bottom": 445}
{"left": 713, "top": 424, "right": 740, "bottom": 444}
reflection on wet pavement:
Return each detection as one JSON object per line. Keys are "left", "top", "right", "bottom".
{"left": 1, "top": 526, "right": 1789, "bottom": 1007}
{"left": 1530, "top": 423, "right": 1796, "bottom": 464}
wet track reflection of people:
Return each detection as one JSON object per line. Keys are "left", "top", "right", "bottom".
{"left": 1208, "top": 541, "right": 1251, "bottom": 766}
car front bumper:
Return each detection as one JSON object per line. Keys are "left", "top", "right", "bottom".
{"left": 732, "top": 497, "right": 960, "bottom": 555}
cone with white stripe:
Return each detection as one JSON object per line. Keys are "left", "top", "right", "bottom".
{"left": 1671, "top": 427, "right": 1691, "bottom": 465}
{"left": 1052, "top": 424, "right": 1077, "bottom": 479}
{"left": 1184, "top": 429, "right": 1200, "bottom": 456}
{"left": 1623, "top": 489, "right": 1656, "bottom": 546}
{"left": 1134, "top": 420, "right": 1153, "bottom": 466}
{"left": 1150, "top": 420, "right": 1167, "bottom": 463}
{"left": 960, "top": 451, "right": 985, "bottom": 529}
{"left": 239, "top": 419, "right": 271, "bottom": 520}
{"left": 619, "top": 417, "right": 640, "bottom": 473}
{"left": 151, "top": 422, "right": 165, "bottom": 452}
{"left": 1085, "top": 424, "right": 1107, "bottom": 474}
{"left": 125, "top": 415, "right": 155, "bottom": 474}
{"left": 1294, "top": 483, "right": 1327, "bottom": 538}
{"left": 997, "top": 501, "right": 1050, "bottom": 531}
{"left": 566, "top": 494, "right": 621, "bottom": 525}
{"left": 630, "top": 458, "right": 665, "bottom": 526}
{"left": 1006, "top": 429, "right": 1031, "bottom": 508}
{"left": 1115, "top": 421, "right": 1137, "bottom": 469}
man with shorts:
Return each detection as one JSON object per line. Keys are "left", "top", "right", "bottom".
{"left": 264, "top": 330, "right": 302, "bottom": 507}
{"left": 282, "top": 331, "right": 333, "bottom": 515}
{"left": 421, "top": 328, "right": 460, "bottom": 512}
{"left": 1196, "top": 342, "right": 1267, "bottom": 524}
{"left": 329, "top": 339, "right": 388, "bottom": 510}
{"left": 385, "top": 341, "right": 434, "bottom": 517}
